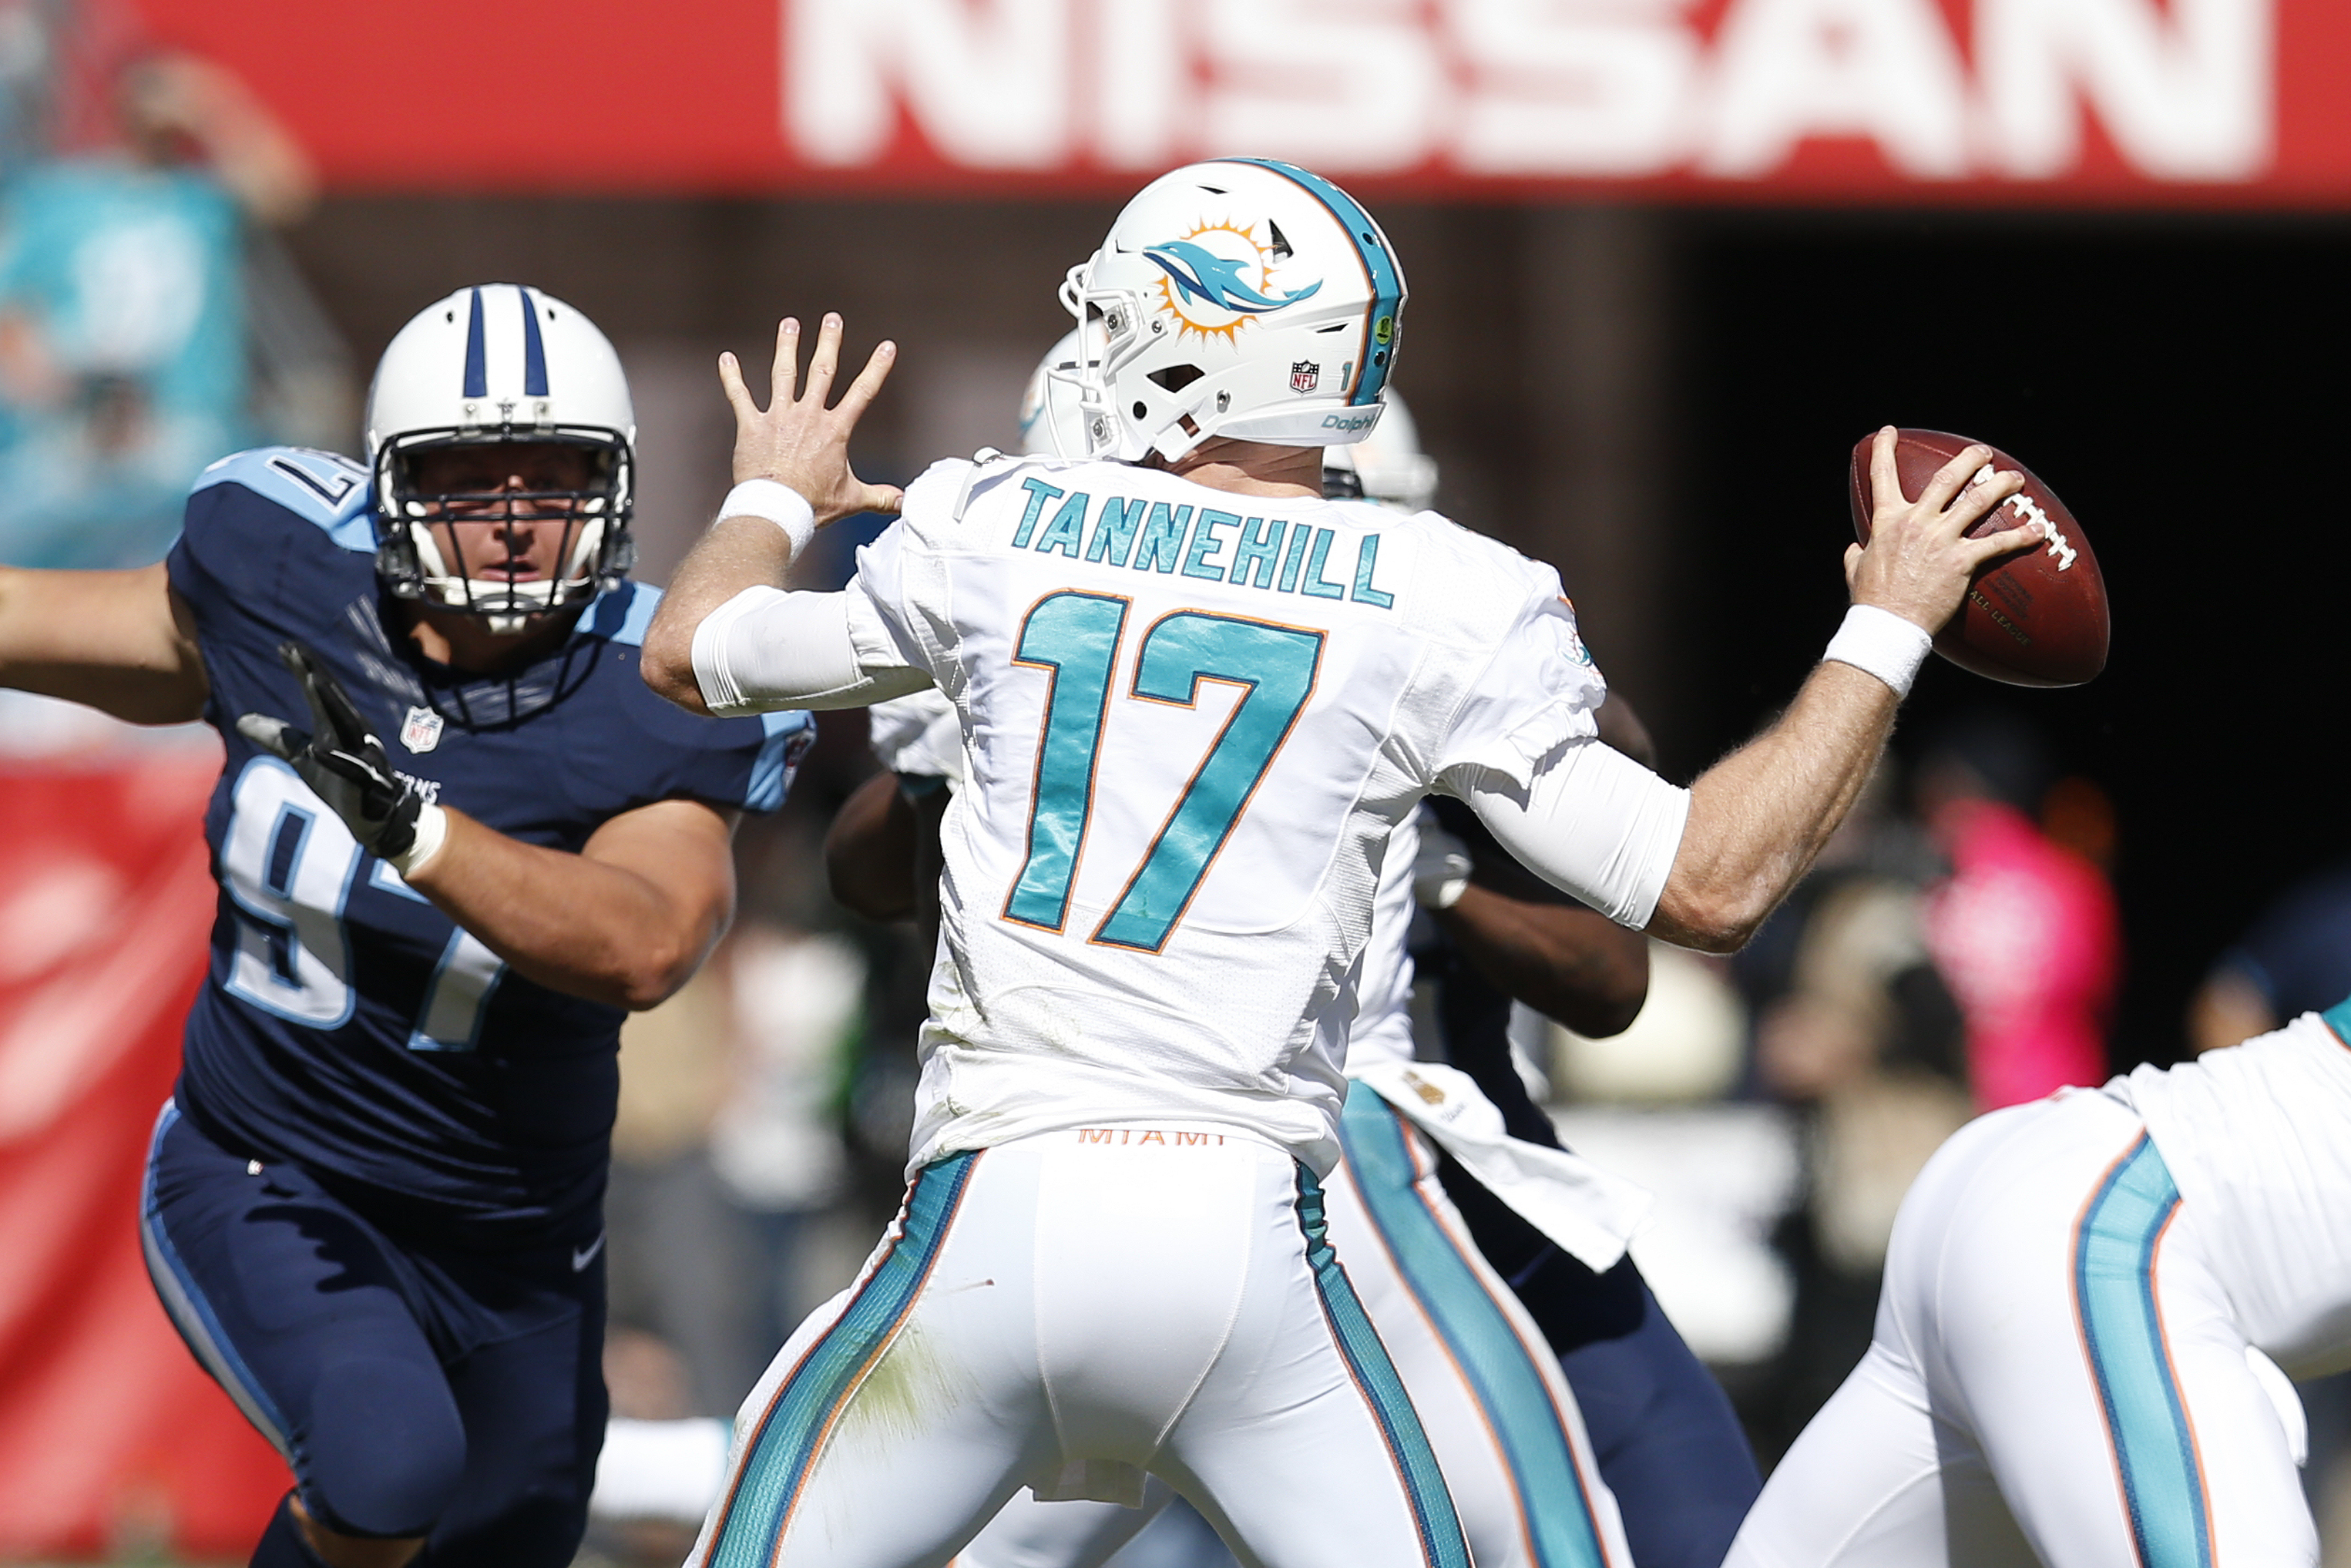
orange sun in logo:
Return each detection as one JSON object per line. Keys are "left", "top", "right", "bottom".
{"left": 1150, "top": 220, "right": 1281, "bottom": 347}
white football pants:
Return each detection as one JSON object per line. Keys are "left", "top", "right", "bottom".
{"left": 1728, "top": 1089, "right": 2314, "bottom": 1568}
{"left": 688, "top": 1123, "right": 1473, "bottom": 1568}
{"left": 952, "top": 1093, "right": 1629, "bottom": 1568}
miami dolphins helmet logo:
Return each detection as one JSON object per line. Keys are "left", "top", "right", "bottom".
{"left": 1143, "top": 220, "right": 1322, "bottom": 345}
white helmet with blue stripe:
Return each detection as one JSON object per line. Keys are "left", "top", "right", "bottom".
{"left": 364, "top": 283, "right": 637, "bottom": 630}
{"left": 1052, "top": 159, "right": 1407, "bottom": 464}
{"left": 1021, "top": 324, "right": 1436, "bottom": 514}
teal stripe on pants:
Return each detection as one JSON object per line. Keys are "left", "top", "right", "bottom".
{"left": 1341, "top": 1091, "right": 1612, "bottom": 1568}
{"left": 703, "top": 1150, "right": 979, "bottom": 1568}
{"left": 1297, "top": 1158, "right": 1473, "bottom": 1568}
{"left": 2075, "top": 1133, "right": 2210, "bottom": 1568}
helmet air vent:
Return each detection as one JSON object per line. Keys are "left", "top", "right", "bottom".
{"left": 1147, "top": 364, "right": 1204, "bottom": 395}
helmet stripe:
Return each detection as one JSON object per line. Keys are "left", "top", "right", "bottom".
{"left": 462, "top": 287, "right": 488, "bottom": 399}
{"left": 1230, "top": 159, "right": 1403, "bottom": 407}
{"left": 519, "top": 287, "right": 549, "bottom": 397}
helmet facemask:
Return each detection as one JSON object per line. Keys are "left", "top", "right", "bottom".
{"left": 1048, "top": 269, "right": 1155, "bottom": 460}
{"left": 372, "top": 429, "right": 636, "bottom": 636}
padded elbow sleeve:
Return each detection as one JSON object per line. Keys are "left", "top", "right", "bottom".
{"left": 691, "top": 586, "right": 929, "bottom": 713}
{"left": 1451, "top": 742, "right": 1691, "bottom": 929}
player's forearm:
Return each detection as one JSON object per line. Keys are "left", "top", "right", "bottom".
{"left": 0, "top": 565, "right": 209, "bottom": 724}
{"left": 825, "top": 771, "right": 922, "bottom": 922}
{"left": 643, "top": 516, "right": 798, "bottom": 713}
{"left": 1647, "top": 660, "right": 1895, "bottom": 954}
{"left": 405, "top": 811, "right": 729, "bottom": 1010}
{"left": 1436, "top": 889, "right": 1650, "bottom": 1039}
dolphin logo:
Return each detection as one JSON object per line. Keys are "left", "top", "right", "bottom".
{"left": 1144, "top": 239, "right": 1322, "bottom": 314}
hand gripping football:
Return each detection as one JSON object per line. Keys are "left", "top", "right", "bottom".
{"left": 1849, "top": 429, "right": 2109, "bottom": 688}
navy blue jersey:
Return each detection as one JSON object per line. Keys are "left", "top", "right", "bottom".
{"left": 165, "top": 447, "right": 811, "bottom": 1247}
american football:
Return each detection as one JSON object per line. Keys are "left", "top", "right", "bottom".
{"left": 1849, "top": 428, "right": 2109, "bottom": 688}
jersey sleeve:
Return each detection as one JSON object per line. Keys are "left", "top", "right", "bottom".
{"left": 592, "top": 583, "right": 820, "bottom": 816}
{"left": 1431, "top": 567, "right": 1609, "bottom": 789}
{"left": 166, "top": 481, "right": 280, "bottom": 619}
{"left": 166, "top": 448, "right": 376, "bottom": 628}
{"left": 650, "top": 707, "right": 815, "bottom": 814}
{"left": 852, "top": 458, "right": 986, "bottom": 683}
{"left": 867, "top": 687, "right": 963, "bottom": 783}
{"left": 739, "top": 710, "right": 816, "bottom": 811}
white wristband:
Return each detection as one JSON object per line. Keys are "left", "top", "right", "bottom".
{"left": 388, "top": 801, "right": 448, "bottom": 878}
{"left": 1823, "top": 605, "right": 1935, "bottom": 699}
{"left": 720, "top": 479, "right": 816, "bottom": 561}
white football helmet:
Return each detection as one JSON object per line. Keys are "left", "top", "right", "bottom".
{"left": 364, "top": 284, "right": 636, "bottom": 633}
{"left": 1021, "top": 327, "right": 1436, "bottom": 518}
{"left": 1016, "top": 327, "right": 1086, "bottom": 457}
{"left": 1322, "top": 391, "right": 1437, "bottom": 513}
{"left": 1053, "top": 159, "right": 1407, "bottom": 463}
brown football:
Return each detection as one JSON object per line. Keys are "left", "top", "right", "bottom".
{"left": 1848, "top": 428, "right": 2108, "bottom": 688}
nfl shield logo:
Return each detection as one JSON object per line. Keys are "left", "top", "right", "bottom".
{"left": 1291, "top": 361, "right": 1319, "bottom": 395}
{"left": 400, "top": 705, "right": 445, "bottom": 754}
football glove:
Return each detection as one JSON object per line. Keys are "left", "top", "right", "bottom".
{"left": 236, "top": 642, "right": 428, "bottom": 861}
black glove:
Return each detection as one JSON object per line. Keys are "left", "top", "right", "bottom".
{"left": 236, "top": 643, "right": 427, "bottom": 860}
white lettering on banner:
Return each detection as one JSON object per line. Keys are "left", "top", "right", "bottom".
{"left": 1453, "top": 0, "right": 1701, "bottom": 176}
{"left": 1979, "top": 0, "right": 2273, "bottom": 180}
{"left": 1704, "top": 0, "right": 1970, "bottom": 178}
{"left": 788, "top": 0, "right": 1071, "bottom": 169}
{"left": 779, "top": 0, "right": 2275, "bottom": 185}
{"left": 1202, "top": 0, "right": 1444, "bottom": 173}
{"left": 1094, "top": 0, "right": 1184, "bottom": 169}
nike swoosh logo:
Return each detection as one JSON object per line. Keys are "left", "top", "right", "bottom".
{"left": 571, "top": 1233, "right": 606, "bottom": 1272}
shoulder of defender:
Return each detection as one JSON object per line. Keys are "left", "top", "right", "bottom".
{"left": 569, "top": 580, "right": 817, "bottom": 812}
{"left": 189, "top": 446, "right": 375, "bottom": 553}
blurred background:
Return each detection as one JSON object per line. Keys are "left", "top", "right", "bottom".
{"left": 2, "top": 0, "right": 2349, "bottom": 1560}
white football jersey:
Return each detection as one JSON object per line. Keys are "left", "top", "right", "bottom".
{"left": 855, "top": 456, "right": 1605, "bottom": 1174}
{"left": 2104, "top": 1011, "right": 2351, "bottom": 1374}
{"left": 1345, "top": 808, "right": 1421, "bottom": 1073}
{"left": 872, "top": 681, "right": 1423, "bottom": 1076}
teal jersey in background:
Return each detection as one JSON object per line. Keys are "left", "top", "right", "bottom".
{"left": 0, "top": 158, "right": 247, "bottom": 568}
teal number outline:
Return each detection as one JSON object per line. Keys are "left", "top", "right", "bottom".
{"left": 1090, "top": 611, "right": 1325, "bottom": 953}
{"left": 1001, "top": 590, "right": 1130, "bottom": 932}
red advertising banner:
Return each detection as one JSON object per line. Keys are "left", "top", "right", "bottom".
{"left": 0, "top": 745, "right": 287, "bottom": 1560}
{"left": 136, "top": 0, "right": 2351, "bottom": 205}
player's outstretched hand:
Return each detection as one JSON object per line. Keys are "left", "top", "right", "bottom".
{"left": 1844, "top": 426, "right": 2044, "bottom": 633}
{"left": 721, "top": 314, "right": 902, "bottom": 526}
{"left": 236, "top": 643, "right": 427, "bottom": 859}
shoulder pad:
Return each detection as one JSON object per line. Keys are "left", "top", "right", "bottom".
{"left": 946, "top": 452, "right": 1073, "bottom": 521}
{"left": 193, "top": 448, "right": 374, "bottom": 552}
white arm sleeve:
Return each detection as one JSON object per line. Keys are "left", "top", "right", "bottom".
{"left": 690, "top": 582, "right": 933, "bottom": 716}
{"left": 1444, "top": 740, "right": 1691, "bottom": 929}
